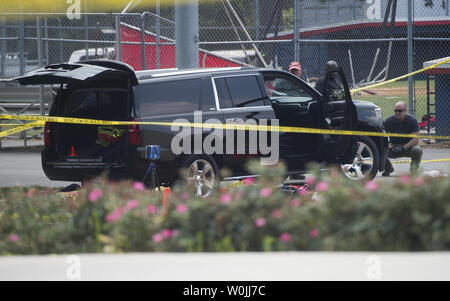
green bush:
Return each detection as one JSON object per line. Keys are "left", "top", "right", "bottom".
{"left": 1, "top": 162, "right": 449, "bottom": 254}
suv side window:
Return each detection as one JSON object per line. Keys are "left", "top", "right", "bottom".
{"left": 135, "top": 79, "right": 201, "bottom": 117}
{"left": 263, "top": 74, "right": 314, "bottom": 104}
{"left": 215, "top": 75, "right": 266, "bottom": 109}
{"left": 225, "top": 76, "right": 265, "bottom": 107}
{"left": 200, "top": 77, "right": 217, "bottom": 112}
{"left": 214, "top": 78, "right": 233, "bottom": 109}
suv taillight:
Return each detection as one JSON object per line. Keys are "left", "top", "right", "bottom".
{"left": 128, "top": 120, "right": 141, "bottom": 147}
{"left": 44, "top": 122, "right": 51, "bottom": 148}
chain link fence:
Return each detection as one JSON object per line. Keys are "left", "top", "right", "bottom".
{"left": 0, "top": 0, "right": 449, "bottom": 140}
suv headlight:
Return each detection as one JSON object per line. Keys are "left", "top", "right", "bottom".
{"left": 375, "top": 108, "right": 382, "bottom": 121}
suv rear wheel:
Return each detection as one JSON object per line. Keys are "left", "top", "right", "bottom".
{"left": 340, "top": 136, "right": 380, "bottom": 180}
{"left": 183, "top": 155, "right": 219, "bottom": 198}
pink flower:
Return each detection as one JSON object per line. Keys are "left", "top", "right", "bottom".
{"left": 413, "top": 177, "right": 424, "bottom": 186}
{"left": 88, "top": 188, "right": 103, "bottom": 202}
{"left": 297, "top": 187, "right": 308, "bottom": 195}
{"left": 291, "top": 199, "right": 301, "bottom": 207}
{"left": 315, "top": 181, "right": 329, "bottom": 192}
{"left": 305, "top": 176, "right": 315, "bottom": 186}
{"left": 260, "top": 187, "right": 272, "bottom": 198}
{"left": 220, "top": 193, "right": 233, "bottom": 204}
{"left": 280, "top": 232, "right": 291, "bottom": 242}
{"left": 147, "top": 204, "right": 158, "bottom": 215}
{"left": 400, "top": 175, "right": 410, "bottom": 184}
{"left": 309, "top": 228, "right": 319, "bottom": 238}
{"left": 133, "top": 182, "right": 145, "bottom": 191}
{"left": 171, "top": 230, "right": 179, "bottom": 238}
{"left": 255, "top": 217, "right": 266, "bottom": 228}
{"left": 365, "top": 180, "right": 378, "bottom": 192}
{"left": 234, "top": 190, "right": 245, "bottom": 200}
{"left": 180, "top": 192, "right": 189, "bottom": 201}
{"left": 271, "top": 209, "right": 281, "bottom": 218}
{"left": 243, "top": 177, "right": 256, "bottom": 186}
{"left": 105, "top": 208, "right": 122, "bottom": 223}
{"left": 152, "top": 233, "right": 163, "bottom": 243}
{"left": 176, "top": 203, "right": 187, "bottom": 214}
{"left": 162, "top": 229, "right": 172, "bottom": 239}
{"left": 127, "top": 200, "right": 138, "bottom": 209}
{"left": 9, "top": 234, "right": 19, "bottom": 243}
{"left": 27, "top": 188, "right": 35, "bottom": 198}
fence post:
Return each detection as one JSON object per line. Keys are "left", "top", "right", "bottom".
{"left": 58, "top": 18, "right": 63, "bottom": 62}
{"left": 19, "top": 18, "right": 25, "bottom": 75}
{"left": 294, "top": 0, "right": 299, "bottom": 62}
{"left": 407, "top": 0, "right": 414, "bottom": 114}
{"left": 141, "top": 13, "right": 146, "bottom": 70}
{"left": 85, "top": 13, "right": 89, "bottom": 60}
{"left": 115, "top": 14, "right": 122, "bottom": 62}
{"left": 37, "top": 16, "right": 45, "bottom": 116}
{"left": 255, "top": 0, "right": 259, "bottom": 40}
{"left": 44, "top": 17, "right": 49, "bottom": 65}
{"left": 1, "top": 16, "right": 5, "bottom": 77}
{"left": 156, "top": 0, "right": 161, "bottom": 69}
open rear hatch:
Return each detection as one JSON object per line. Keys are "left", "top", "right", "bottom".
{"left": 12, "top": 61, "right": 138, "bottom": 169}
{"left": 51, "top": 87, "right": 129, "bottom": 165}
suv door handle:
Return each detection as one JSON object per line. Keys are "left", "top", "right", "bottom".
{"left": 226, "top": 118, "right": 240, "bottom": 123}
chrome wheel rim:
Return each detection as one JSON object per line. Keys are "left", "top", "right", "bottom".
{"left": 341, "top": 141, "right": 374, "bottom": 180}
{"left": 187, "top": 159, "right": 216, "bottom": 198}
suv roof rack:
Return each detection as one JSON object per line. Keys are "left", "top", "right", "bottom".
{"left": 136, "top": 66, "right": 247, "bottom": 80}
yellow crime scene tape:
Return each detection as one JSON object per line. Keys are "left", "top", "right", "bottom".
{"left": 0, "top": 124, "right": 29, "bottom": 126}
{"left": 0, "top": 121, "right": 44, "bottom": 138}
{"left": 2, "top": 57, "right": 450, "bottom": 140}
{"left": 1, "top": 114, "right": 450, "bottom": 140}
{"left": 392, "top": 158, "right": 450, "bottom": 164}
{"left": 350, "top": 58, "right": 450, "bottom": 94}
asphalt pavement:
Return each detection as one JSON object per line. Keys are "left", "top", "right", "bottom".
{"left": 0, "top": 140, "right": 449, "bottom": 188}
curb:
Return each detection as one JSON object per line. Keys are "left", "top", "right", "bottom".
{"left": 0, "top": 145, "right": 44, "bottom": 152}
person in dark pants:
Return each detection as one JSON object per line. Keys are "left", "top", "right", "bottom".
{"left": 315, "top": 60, "right": 343, "bottom": 96}
{"left": 382, "top": 101, "right": 423, "bottom": 176}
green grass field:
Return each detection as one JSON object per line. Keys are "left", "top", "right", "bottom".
{"left": 355, "top": 79, "right": 435, "bottom": 122}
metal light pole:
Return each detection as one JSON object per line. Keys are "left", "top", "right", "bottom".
{"left": 37, "top": 17, "right": 45, "bottom": 115}
{"left": 294, "top": 0, "right": 299, "bottom": 62}
{"left": 407, "top": 0, "right": 414, "bottom": 114}
{"left": 115, "top": 15, "right": 122, "bottom": 62}
{"left": 156, "top": 0, "right": 161, "bottom": 69}
{"left": 19, "top": 19, "right": 24, "bottom": 75}
{"left": 1, "top": 17, "right": 5, "bottom": 77}
{"left": 175, "top": 0, "right": 199, "bottom": 69}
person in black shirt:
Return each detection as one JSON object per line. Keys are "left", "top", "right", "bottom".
{"left": 315, "top": 60, "right": 343, "bottom": 98}
{"left": 382, "top": 101, "right": 423, "bottom": 176}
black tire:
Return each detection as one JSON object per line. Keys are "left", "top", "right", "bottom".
{"left": 182, "top": 155, "right": 220, "bottom": 198}
{"left": 340, "top": 135, "right": 380, "bottom": 180}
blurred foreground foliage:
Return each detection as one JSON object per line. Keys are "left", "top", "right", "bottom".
{"left": 1, "top": 161, "right": 449, "bottom": 254}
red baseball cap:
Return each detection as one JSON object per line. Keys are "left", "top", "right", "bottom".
{"left": 289, "top": 61, "right": 301, "bottom": 71}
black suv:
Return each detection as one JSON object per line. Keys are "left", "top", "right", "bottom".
{"left": 12, "top": 61, "right": 387, "bottom": 196}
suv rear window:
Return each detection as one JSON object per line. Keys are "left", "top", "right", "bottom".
{"left": 135, "top": 79, "right": 202, "bottom": 117}
{"left": 63, "top": 88, "right": 128, "bottom": 120}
